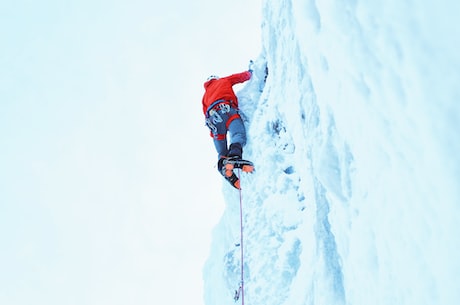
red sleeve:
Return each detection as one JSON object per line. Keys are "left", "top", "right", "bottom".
{"left": 223, "top": 71, "right": 252, "bottom": 85}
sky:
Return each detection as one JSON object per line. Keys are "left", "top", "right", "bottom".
{"left": 0, "top": 1, "right": 261, "bottom": 304}
{"left": 204, "top": 1, "right": 460, "bottom": 305}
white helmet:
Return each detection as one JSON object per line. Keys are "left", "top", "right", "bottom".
{"left": 207, "top": 75, "right": 220, "bottom": 81}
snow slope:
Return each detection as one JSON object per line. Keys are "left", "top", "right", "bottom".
{"left": 204, "top": 1, "right": 460, "bottom": 305}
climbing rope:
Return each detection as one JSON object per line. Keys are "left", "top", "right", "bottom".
{"left": 233, "top": 169, "right": 245, "bottom": 305}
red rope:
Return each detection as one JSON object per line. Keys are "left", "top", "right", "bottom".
{"left": 238, "top": 169, "right": 245, "bottom": 305}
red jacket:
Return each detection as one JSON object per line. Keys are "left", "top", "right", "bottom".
{"left": 202, "top": 71, "right": 252, "bottom": 115}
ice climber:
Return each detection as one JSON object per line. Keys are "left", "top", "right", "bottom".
{"left": 202, "top": 65, "right": 254, "bottom": 189}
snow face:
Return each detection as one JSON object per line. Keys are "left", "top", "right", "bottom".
{"left": 204, "top": 1, "right": 460, "bottom": 305}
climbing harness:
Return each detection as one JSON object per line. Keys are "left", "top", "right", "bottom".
{"left": 205, "top": 99, "right": 242, "bottom": 141}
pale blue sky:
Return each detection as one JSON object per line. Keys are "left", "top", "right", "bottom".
{"left": 0, "top": 1, "right": 261, "bottom": 304}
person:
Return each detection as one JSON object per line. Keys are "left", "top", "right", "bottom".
{"left": 202, "top": 67, "right": 253, "bottom": 188}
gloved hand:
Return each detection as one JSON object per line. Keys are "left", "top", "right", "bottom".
{"left": 248, "top": 60, "right": 254, "bottom": 73}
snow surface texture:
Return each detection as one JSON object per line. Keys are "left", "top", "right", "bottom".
{"left": 204, "top": 1, "right": 460, "bottom": 305}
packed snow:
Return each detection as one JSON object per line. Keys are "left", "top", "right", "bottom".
{"left": 203, "top": 1, "right": 460, "bottom": 305}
